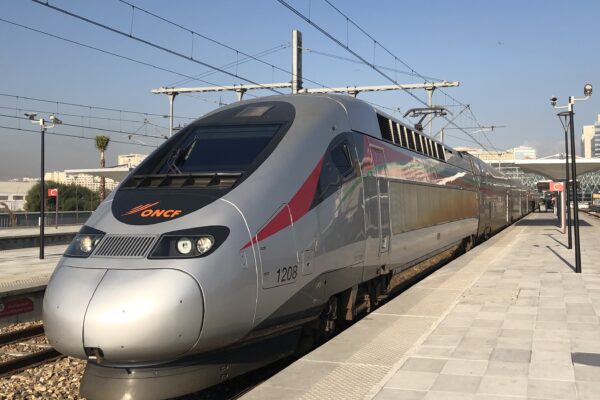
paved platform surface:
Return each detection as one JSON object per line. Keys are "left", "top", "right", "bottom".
{"left": 0, "top": 245, "right": 64, "bottom": 295}
{"left": 243, "top": 212, "right": 600, "bottom": 400}
{"left": 0, "top": 224, "right": 80, "bottom": 238}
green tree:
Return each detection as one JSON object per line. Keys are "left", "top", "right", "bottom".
{"left": 24, "top": 181, "right": 101, "bottom": 212}
{"left": 95, "top": 135, "right": 110, "bottom": 201}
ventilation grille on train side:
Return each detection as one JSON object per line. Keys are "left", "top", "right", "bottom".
{"left": 92, "top": 235, "right": 158, "bottom": 258}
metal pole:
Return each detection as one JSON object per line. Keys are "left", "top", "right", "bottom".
{"left": 168, "top": 93, "right": 177, "bottom": 137}
{"left": 39, "top": 122, "right": 45, "bottom": 260}
{"left": 292, "top": 29, "right": 303, "bottom": 94}
{"left": 568, "top": 99, "right": 581, "bottom": 273}
{"left": 55, "top": 191, "right": 58, "bottom": 228}
{"left": 426, "top": 87, "right": 434, "bottom": 136}
{"left": 564, "top": 121, "right": 572, "bottom": 249}
{"left": 561, "top": 188, "right": 566, "bottom": 233}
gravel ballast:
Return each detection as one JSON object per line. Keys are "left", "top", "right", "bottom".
{"left": 0, "top": 320, "right": 86, "bottom": 399}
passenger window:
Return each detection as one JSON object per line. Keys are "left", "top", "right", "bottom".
{"left": 377, "top": 114, "right": 393, "bottom": 142}
{"left": 330, "top": 143, "right": 354, "bottom": 178}
{"left": 407, "top": 129, "right": 416, "bottom": 150}
{"left": 436, "top": 143, "right": 445, "bottom": 161}
{"left": 315, "top": 142, "right": 356, "bottom": 202}
{"left": 399, "top": 125, "right": 408, "bottom": 147}
{"left": 415, "top": 134, "right": 423, "bottom": 153}
{"left": 392, "top": 123, "right": 401, "bottom": 144}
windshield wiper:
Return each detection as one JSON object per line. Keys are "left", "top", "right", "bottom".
{"left": 166, "top": 137, "right": 199, "bottom": 174}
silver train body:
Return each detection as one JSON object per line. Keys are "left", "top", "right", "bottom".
{"left": 43, "top": 94, "right": 533, "bottom": 399}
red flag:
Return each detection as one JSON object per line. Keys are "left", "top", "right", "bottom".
{"left": 48, "top": 188, "right": 58, "bottom": 197}
{"left": 549, "top": 182, "right": 563, "bottom": 192}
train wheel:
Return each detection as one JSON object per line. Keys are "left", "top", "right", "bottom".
{"left": 303, "top": 296, "right": 339, "bottom": 347}
{"left": 483, "top": 228, "right": 491, "bottom": 241}
{"left": 298, "top": 296, "right": 339, "bottom": 353}
{"left": 463, "top": 236, "right": 474, "bottom": 253}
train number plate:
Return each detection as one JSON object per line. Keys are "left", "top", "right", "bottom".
{"left": 263, "top": 264, "right": 298, "bottom": 288}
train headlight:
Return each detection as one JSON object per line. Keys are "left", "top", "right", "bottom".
{"left": 149, "top": 227, "right": 228, "bottom": 259}
{"left": 64, "top": 227, "right": 105, "bottom": 258}
{"left": 176, "top": 238, "right": 193, "bottom": 255}
{"left": 196, "top": 236, "right": 214, "bottom": 254}
{"left": 79, "top": 236, "right": 95, "bottom": 253}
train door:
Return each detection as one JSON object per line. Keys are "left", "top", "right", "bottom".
{"left": 369, "top": 146, "right": 390, "bottom": 254}
{"left": 506, "top": 191, "right": 510, "bottom": 224}
{"left": 257, "top": 204, "right": 299, "bottom": 290}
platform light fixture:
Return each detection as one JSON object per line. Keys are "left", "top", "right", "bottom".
{"left": 25, "top": 113, "right": 63, "bottom": 259}
{"left": 550, "top": 83, "right": 593, "bottom": 273}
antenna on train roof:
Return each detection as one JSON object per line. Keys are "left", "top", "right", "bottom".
{"left": 403, "top": 106, "right": 451, "bottom": 133}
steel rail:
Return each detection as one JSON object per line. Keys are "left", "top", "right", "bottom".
{"left": 0, "top": 324, "right": 65, "bottom": 377}
{"left": 0, "top": 348, "right": 64, "bottom": 377}
{"left": 0, "top": 325, "right": 45, "bottom": 346}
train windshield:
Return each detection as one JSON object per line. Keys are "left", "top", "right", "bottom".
{"left": 155, "top": 124, "right": 280, "bottom": 174}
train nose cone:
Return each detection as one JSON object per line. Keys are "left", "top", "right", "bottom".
{"left": 44, "top": 266, "right": 108, "bottom": 359}
{"left": 83, "top": 268, "right": 203, "bottom": 363}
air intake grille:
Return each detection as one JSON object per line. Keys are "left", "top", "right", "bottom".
{"left": 93, "top": 235, "right": 158, "bottom": 258}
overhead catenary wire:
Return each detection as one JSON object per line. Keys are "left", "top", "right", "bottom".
{"left": 277, "top": 0, "right": 500, "bottom": 157}
{"left": 0, "top": 125, "right": 157, "bottom": 148}
{"left": 23, "top": 1, "right": 495, "bottom": 154}
{"left": 320, "top": 0, "right": 483, "bottom": 126}
{"left": 0, "top": 114, "right": 168, "bottom": 140}
{"left": 29, "top": 0, "right": 345, "bottom": 103}
{"left": 114, "top": 0, "right": 332, "bottom": 90}
{"left": 0, "top": 105, "right": 169, "bottom": 127}
{"left": 302, "top": 47, "right": 441, "bottom": 81}
{"left": 0, "top": 18, "right": 249, "bottom": 104}
{"left": 310, "top": 1, "right": 493, "bottom": 135}
{"left": 32, "top": 0, "right": 286, "bottom": 95}
{"left": 0, "top": 92, "right": 194, "bottom": 120}
{"left": 167, "top": 43, "right": 290, "bottom": 88}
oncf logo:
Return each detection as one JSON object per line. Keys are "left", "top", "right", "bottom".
{"left": 122, "top": 201, "right": 183, "bottom": 218}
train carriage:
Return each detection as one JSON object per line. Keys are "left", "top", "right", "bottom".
{"left": 43, "top": 94, "right": 530, "bottom": 399}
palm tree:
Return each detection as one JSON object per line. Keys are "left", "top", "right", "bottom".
{"left": 95, "top": 135, "right": 110, "bottom": 200}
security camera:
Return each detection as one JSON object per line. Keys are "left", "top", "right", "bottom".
{"left": 584, "top": 83, "right": 593, "bottom": 97}
{"left": 49, "top": 115, "right": 63, "bottom": 125}
{"left": 550, "top": 96, "right": 557, "bottom": 107}
{"left": 24, "top": 112, "right": 37, "bottom": 120}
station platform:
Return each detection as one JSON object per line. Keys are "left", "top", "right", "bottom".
{"left": 0, "top": 224, "right": 80, "bottom": 250}
{"left": 0, "top": 244, "right": 64, "bottom": 325}
{"left": 0, "top": 224, "right": 81, "bottom": 238}
{"left": 0, "top": 245, "right": 64, "bottom": 295}
{"left": 243, "top": 212, "right": 600, "bottom": 400}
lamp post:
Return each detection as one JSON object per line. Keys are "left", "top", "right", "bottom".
{"left": 25, "top": 113, "right": 62, "bottom": 259}
{"left": 550, "top": 84, "right": 593, "bottom": 273}
{"left": 557, "top": 111, "right": 572, "bottom": 249}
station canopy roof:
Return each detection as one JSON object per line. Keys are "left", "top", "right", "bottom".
{"left": 514, "top": 158, "right": 600, "bottom": 181}
{"left": 65, "top": 166, "right": 131, "bottom": 182}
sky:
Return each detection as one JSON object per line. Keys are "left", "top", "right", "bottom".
{"left": 1, "top": 0, "right": 600, "bottom": 180}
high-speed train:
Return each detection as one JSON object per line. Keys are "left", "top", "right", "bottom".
{"left": 43, "top": 94, "right": 533, "bottom": 399}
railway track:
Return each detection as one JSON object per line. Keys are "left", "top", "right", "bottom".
{"left": 582, "top": 206, "right": 600, "bottom": 219}
{"left": 0, "top": 324, "right": 64, "bottom": 378}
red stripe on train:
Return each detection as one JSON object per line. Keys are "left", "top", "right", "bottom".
{"left": 241, "top": 158, "right": 324, "bottom": 250}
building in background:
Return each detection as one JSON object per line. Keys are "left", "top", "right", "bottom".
{"left": 117, "top": 153, "right": 147, "bottom": 168}
{"left": 512, "top": 146, "right": 537, "bottom": 160}
{"left": 460, "top": 145, "right": 600, "bottom": 202}
{"left": 456, "top": 145, "right": 537, "bottom": 162}
{"left": 582, "top": 115, "right": 600, "bottom": 158}
{"left": 43, "top": 153, "right": 147, "bottom": 193}
{"left": 582, "top": 124, "right": 596, "bottom": 158}
{"left": 594, "top": 135, "right": 600, "bottom": 159}
{"left": 44, "top": 171, "right": 118, "bottom": 193}
{"left": 0, "top": 181, "right": 36, "bottom": 211}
